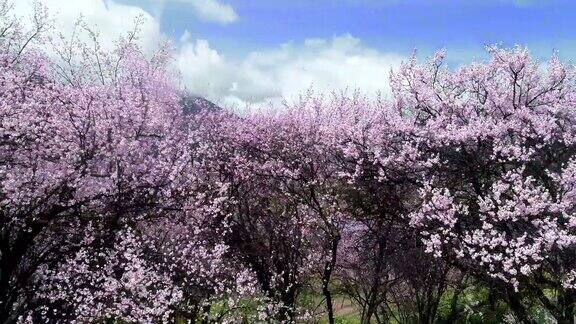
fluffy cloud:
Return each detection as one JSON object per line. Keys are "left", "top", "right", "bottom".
{"left": 13, "top": 0, "right": 163, "bottom": 51}
{"left": 151, "top": 0, "right": 238, "bottom": 25}
{"left": 11, "top": 0, "right": 237, "bottom": 51}
{"left": 12, "top": 0, "right": 404, "bottom": 108}
{"left": 175, "top": 33, "right": 405, "bottom": 108}
{"left": 180, "top": 0, "right": 238, "bottom": 25}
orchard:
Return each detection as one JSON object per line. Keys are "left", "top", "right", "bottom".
{"left": 1, "top": 3, "right": 576, "bottom": 324}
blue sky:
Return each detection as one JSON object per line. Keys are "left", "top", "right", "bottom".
{"left": 122, "top": 0, "right": 576, "bottom": 63}
{"left": 16, "top": 0, "right": 576, "bottom": 107}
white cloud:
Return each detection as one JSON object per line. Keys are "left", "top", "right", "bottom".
{"left": 12, "top": 1, "right": 404, "bottom": 109}
{"left": 163, "top": 0, "right": 238, "bottom": 24}
{"left": 187, "top": 0, "right": 237, "bottom": 24}
{"left": 175, "top": 33, "right": 405, "bottom": 108}
{"left": 13, "top": 0, "right": 163, "bottom": 51}
{"left": 180, "top": 29, "right": 192, "bottom": 42}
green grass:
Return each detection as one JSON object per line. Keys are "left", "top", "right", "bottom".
{"left": 172, "top": 286, "right": 558, "bottom": 323}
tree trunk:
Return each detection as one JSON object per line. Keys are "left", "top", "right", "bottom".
{"left": 200, "top": 304, "right": 211, "bottom": 324}
{"left": 362, "top": 236, "right": 387, "bottom": 324}
{"left": 322, "top": 236, "right": 340, "bottom": 324}
{"left": 557, "top": 289, "right": 575, "bottom": 324}
{"left": 506, "top": 291, "right": 535, "bottom": 324}
{"left": 445, "top": 274, "right": 467, "bottom": 323}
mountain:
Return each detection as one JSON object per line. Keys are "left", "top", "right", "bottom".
{"left": 180, "top": 95, "right": 221, "bottom": 115}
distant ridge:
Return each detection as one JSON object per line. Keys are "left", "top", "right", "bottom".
{"left": 180, "top": 95, "right": 221, "bottom": 115}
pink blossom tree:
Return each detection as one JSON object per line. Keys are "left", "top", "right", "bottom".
{"left": 396, "top": 47, "right": 576, "bottom": 323}
{"left": 0, "top": 43, "right": 190, "bottom": 321}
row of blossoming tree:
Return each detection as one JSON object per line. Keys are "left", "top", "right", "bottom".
{"left": 2, "top": 4, "right": 576, "bottom": 323}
